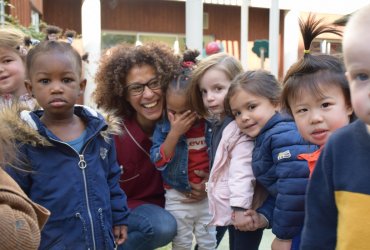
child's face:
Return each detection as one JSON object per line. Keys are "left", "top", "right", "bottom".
{"left": 290, "top": 84, "right": 352, "bottom": 146}
{"left": 27, "top": 51, "right": 85, "bottom": 117}
{"left": 0, "top": 47, "right": 26, "bottom": 96}
{"left": 199, "top": 68, "right": 230, "bottom": 118}
{"left": 344, "top": 32, "right": 370, "bottom": 127}
{"left": 229, "top": 88, "right": 279, "bottom": 138}
{"left": 166, "top": 91, "right": 191, "bottom": 119}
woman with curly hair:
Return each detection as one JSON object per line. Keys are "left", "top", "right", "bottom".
{"left": 94, "top": 42, "right": 208, "bottom": 249}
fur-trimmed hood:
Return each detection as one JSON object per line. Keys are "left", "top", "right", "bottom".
{"left": 0, "top": 104, "right": 122, "bottom": 147}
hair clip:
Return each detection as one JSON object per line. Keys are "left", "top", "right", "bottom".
{"left": 304, "top": 49, "right": 310, "bottom": 54}
{"left": 182, "top": 61, "right": 195, "bottom": 68}
{"left": 67, "top": 37, "right": 74, "bottom": 44}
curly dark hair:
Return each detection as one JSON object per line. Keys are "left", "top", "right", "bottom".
{"left": 93, "top": 42, "right": 180, "bottom": 118}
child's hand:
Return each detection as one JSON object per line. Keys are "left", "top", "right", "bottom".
{"left": 271, "top": 237, "right": 292, "bottom": 250}
{"left": 243, "top": 209, "right": 268, "bottom": 230}
{"left": 233, "top": 210, "right": 257, "bottom": 231}
{"left": 168, "top": 110, "right": 197, "bottom": 137}
{"left": 182, "top": 170, "right": 209, "bottom": 203}
{"left": 113, "top": 225, "right": 128, "bottom": 245}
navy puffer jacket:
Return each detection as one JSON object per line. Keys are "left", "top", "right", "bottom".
{"left": 252, "top": 112, "right": 317, "bottom": 239}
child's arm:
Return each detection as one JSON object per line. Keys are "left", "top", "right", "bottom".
{"left": 160, "top": 111, "right": 197, "bottom": 160}
{"left": 242, "top": 209, "right": 269, "bottom": 231}
{"left": 272, "top": 128, "right": 315, "bottom": 241}
{"left": 300, "top": 146, "right": 337, "bottom": 250}
{"left": 5, "top": 147, "right": 32, "bottom": 194}
{"left": 271, "top": 238, "right": 292, "bottom": 250}
{"left": 150, "top": 111, "right": 197, "bottom": 169}
{"left": 228, "top": 135, "right": 255, "bottom": 213}
{"left": 107, "top": 139, "right": 130, "bottom": 229}
{"left": 235, "top": 195, "right": 274, "bottom": 231}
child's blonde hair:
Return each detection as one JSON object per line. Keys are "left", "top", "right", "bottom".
{"left": 189, "top": 53, "right": 243, "bottom": 117}
{"left": 0, "top": 26, "right": 27, "bottom": 58}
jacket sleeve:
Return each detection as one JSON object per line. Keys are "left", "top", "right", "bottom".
{"left": 300, "top": 144, "right": 337, "bottom": 250}
{"left": 149, "top": 121, "right": 169, "bottom": 170}
{"left": 256, "top": 194, "right": 275, "bottom": 229}
{"left": 5, "top": 146, "right": 32, "bottom": 195}
{"left": 271, "top": 129, "right": 313, "bottom": 240}
{"left": 228, "top": 135, "right": 255, "bottom": 209}
{"left": 108, "top": 138, "right": 130, "bottom": 226}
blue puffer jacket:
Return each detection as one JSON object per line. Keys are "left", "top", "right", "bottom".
{"left": 252, "top": 112, "right": 317, "bottom": 240}
{"left": 150, "top": 117, "right": 212, "bottom": 192}
{"left": 6, "top": 106, "right": 130, "bottom": 250}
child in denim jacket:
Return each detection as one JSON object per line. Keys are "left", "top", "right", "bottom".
{"left": 150, "top": 50, "right": 216, "bottom": 250}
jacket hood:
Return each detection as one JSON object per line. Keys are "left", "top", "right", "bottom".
{"left": 0, "top": 104, "right": 122, "bottom": 146}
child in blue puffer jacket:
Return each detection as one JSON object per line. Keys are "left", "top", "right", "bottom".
{"left": 6, "top": 40, "right": 130, "bottom": 250}
{"left": 225, "top": 70, "right": 316, "bottom": 250}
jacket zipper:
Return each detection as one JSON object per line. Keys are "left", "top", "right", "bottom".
{"left": 49, "top": 137, "right": 97, "bottom": 250}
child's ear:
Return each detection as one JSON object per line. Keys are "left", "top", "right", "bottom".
{"left": 346, "top": 104, "right": 354, "bottom": 117}
{"left": 25, "top": 80, "right": 33, "bottom": 96}
{"left": 273, "top": 102, "right": 281, "bottom": 112}
{"left": 79, "top": 79, "right": 87, "bottom": 96}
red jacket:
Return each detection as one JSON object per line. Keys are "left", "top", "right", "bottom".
{"left": 115, "top": 117, "right": 165, "bottom": 209}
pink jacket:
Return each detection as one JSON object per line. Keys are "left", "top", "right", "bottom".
{"left": 207, "top": 120, "right": 256, "bottom": 226}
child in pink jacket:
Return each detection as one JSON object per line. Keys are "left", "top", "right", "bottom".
{"left": 189, "top": 53, "right": 267, "bottom": 250}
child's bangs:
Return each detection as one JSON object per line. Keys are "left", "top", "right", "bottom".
{"left": 288, "top": 70, "right": 347, "bottom": 105}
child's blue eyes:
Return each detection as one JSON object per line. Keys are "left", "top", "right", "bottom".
{"left": 356, "top": 73, "right": 369, "bottom": 81}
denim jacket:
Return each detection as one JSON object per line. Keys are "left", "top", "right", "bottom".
{"left": 150, "top": 117, "right": 212, "bottom": 192}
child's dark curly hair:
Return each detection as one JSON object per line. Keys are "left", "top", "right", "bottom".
{"left": 94, "top": 42, "right": 180, "bottom": 118}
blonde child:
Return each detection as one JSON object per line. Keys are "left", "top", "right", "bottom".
{"left": 189, "top": 53, "right": 265, "bottom": 250}
{"left": 0, "top": 26, "right": 35, "bottom": 107}
{"left": 225, "top": 70, "right": 315, "bottom": 250}
{"left": 281, "top": 15, "right": 353, "bottom": 176}
{"left": 6, "top": 41, "right": 129, "bottom": 249}
{"left": 300, "top": 5, "right": 370, "bottom": 249}
{"left": 0, "top": 121, "right": 49, "bottom": 250}
{"left": 150, "top": 50, "right": 216, "bottom": 249}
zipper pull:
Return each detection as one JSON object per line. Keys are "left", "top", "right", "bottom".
{"left": 78, "top": 155, "right": 87, "bottom": 169}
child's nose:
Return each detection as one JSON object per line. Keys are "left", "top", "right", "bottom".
{"left": 241, "top": 112, "right": 249, "bottom": 121}
{"left": 310, "top": 110, "right": 323, "bottom": 124}
{"left": 206, "top": 93, "right": 215, "bottom": 101}
{"left": 50, "top": 82, "right": 64, "bottom": 93}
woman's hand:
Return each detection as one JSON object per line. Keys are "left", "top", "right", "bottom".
{"left": 182, "top": 170, "right": 209, "bottom": 203}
